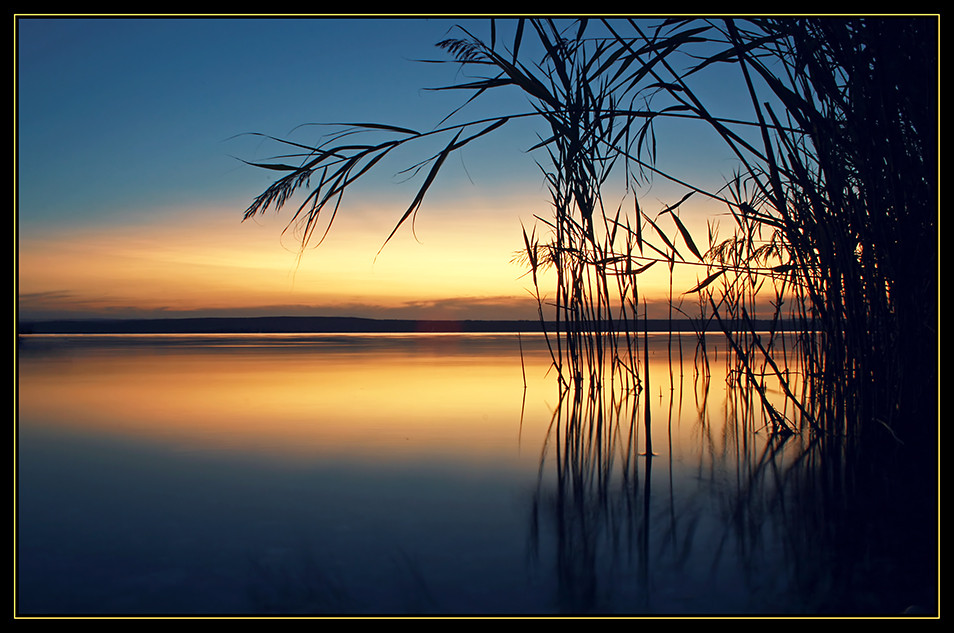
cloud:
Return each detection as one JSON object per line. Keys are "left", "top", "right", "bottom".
{"left": 15, "top": 289, "right": 543, "bottom": 323}
{"left": 18, "top": 283, "right": 706, "bottom": 324}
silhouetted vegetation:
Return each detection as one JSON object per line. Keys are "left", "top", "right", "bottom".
{"left": 242, "top": 18, "right": 937, "bottom": 613}
{"left": 243, "top": 17, "right": 936, "bottom": 448}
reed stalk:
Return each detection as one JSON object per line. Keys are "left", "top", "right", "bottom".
{"left": 242, "top": 17, "right": 936, "bottom": 453}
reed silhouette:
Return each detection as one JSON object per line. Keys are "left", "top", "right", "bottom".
{"left": 243, "top": 17, "right": 935, "bottom": 440}
{"left": 242, "top": 18, "right": 937, "bottom": 614}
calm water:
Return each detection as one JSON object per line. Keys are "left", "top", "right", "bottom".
{"left": 15, "top": 332, "right": 936, "bottom": 616}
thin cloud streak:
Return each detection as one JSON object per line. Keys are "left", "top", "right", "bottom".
{"left": 17, "top": 290, "right": 696, "bottom": 324}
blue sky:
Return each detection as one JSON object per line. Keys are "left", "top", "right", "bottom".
{"left": 16, "top": 16, "right": 753, "bottom": 322}
{"left": 17, "top": 18, "right": 515, "bottom": 227}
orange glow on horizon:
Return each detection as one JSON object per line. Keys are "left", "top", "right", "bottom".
{"left": 17, "top": 199, "right": 540, "bottom": 318}
{"left": 17, "top": 191, "right": 738, "bottom": 321}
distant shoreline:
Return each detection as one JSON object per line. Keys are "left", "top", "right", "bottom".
{"left": 17, "top": 315, "right": 800, "bottom": 335}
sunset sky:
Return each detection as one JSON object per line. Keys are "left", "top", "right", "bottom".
{"left": 17, "top": 16, "right": 750, "bottom": 323}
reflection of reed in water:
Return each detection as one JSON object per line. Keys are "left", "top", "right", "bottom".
{"left": 527, "top": 335, "right": 935, "bottom": 615}
{"left": 528, "top": 369, "right": 649, "bottom": 614}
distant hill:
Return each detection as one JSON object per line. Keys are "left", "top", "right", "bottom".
{"left": 16, "top": 315, "right": 796, "bottom": 335}
{"left": 17, "top": 316, "right": 535, "bottom": 334}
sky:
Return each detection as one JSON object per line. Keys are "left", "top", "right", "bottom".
{"left": 16, "top": 16, "right": 752, "bottom": 323}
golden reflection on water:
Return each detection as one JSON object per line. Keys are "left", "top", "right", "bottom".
{"left": 17, "top": 334, "right": 558, "bottom": 464}
{"left": 17, "top": 332, "right": 792, "bottom": 470}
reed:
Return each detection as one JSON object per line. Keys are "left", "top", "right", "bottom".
{"left": 241, "top": 17, "right": 936, "bottom": 455}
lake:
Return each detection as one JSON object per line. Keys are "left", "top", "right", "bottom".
{"left": 15, "top": 332, "right": 936, "bottom": 616}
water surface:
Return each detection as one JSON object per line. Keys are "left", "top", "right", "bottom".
{"left": 16, "top": 332, "right": 935, "bottom": 615}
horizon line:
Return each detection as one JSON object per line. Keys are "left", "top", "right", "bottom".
{"left": 17, "top": 314, "right": 801, "bottom": 335}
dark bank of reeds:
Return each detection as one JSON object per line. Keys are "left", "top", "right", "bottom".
{"left": 244, "top": 17, "right": 935, "bottom": 450}
{"left": 242, "top": 12, "right": 936, "bottom": 521}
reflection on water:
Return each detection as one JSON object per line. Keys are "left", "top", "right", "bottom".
{"left": 16, "top": 333, "right": 936, "bottom": 615}
{"left": 17, "top": 334, "right": 536, "bottom": 465}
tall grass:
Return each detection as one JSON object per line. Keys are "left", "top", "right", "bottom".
{"left": 241, "top": 17, "right": 937, "bottom": 451}
{"left": 239, "top": 20, "right": 936, "bottom": 612}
